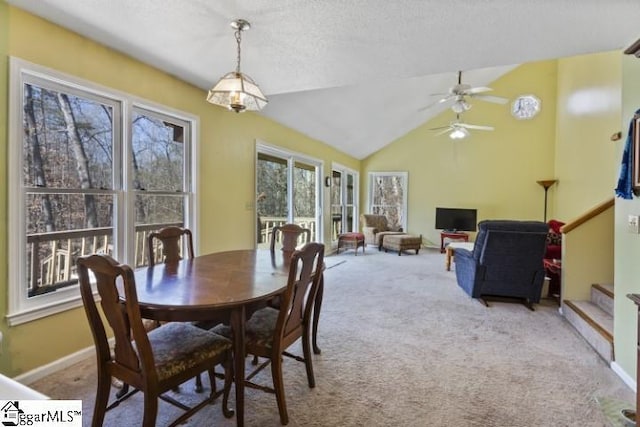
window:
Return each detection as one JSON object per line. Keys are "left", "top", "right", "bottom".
{"left": 368, "top": 172, "right": 408, "bottom": 231}
{"left": 330, "top": 165, "right": 359, "bottom": 244}
{"left": 255, "top": 143, "right": 322, "bottom": 247}
{"left": 130, "top": 108, "right": 192, "bottom": 266}
{"left": 8, "top": 58, "right": 195, "bottom": 325}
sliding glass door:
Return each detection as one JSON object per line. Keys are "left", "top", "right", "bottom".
{"left": 256, "top": 143, "right": 322, "bottom": 248}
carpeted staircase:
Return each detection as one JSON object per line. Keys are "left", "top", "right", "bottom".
{"left": 564, "top": 283, "right": 614, "bottom": 363}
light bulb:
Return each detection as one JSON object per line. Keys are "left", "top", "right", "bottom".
{"left": 449, "top": 128, "right": 468, "bottom": 139}
{"left": 228, "top": 91, "right": 246, "bottom": 113}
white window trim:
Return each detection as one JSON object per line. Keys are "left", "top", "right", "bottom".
{"left": 7, "top": 57, "right": 199, "bottom": 325}
{"left": 367, "top": 171, "right": 408, "bottom": 231}
{"left": 255, "top": 140, "right": 324, "bottom": 244}
{"left": 331, "top": 162, "right": 360, "bottom": 238}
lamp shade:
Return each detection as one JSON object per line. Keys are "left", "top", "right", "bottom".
{"left": 206, "top": 71, "right": 268, "bottom": 113}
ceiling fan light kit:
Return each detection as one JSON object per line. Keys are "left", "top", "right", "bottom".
{"left": 206, "top": 19, "right": 268, "bottom": 113}
{"left": 426, "top": 70, "right": 506, "bottom": 139}
{"left": 451, "top": 97, "right": 471, "bottom": 113}
{"left": 430, "top": 113, "right": 493, "bottom": 140}
{"left": 449, "top": 127, "right": 469, "bottom": 139}
{"left": 432, "top": 70, "right": 508, "bottom": 114}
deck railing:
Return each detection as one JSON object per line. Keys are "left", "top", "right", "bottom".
{"left": 257, "top": 217, "right": 317, "bottom": 247}
{"left": 27, "top": 222, "right": 182, "bottom": 297}
{"left": 259, "top": 215, "right": 350, "bottom": 244}
{"left": 28, "top": 217, "right": 324, "bottom": 297}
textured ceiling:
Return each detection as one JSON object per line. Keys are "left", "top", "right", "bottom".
{"left": 9, "top": 0, "right": 640, "bottom": 158}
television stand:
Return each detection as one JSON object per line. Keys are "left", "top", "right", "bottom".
{"left": 440, "top": 231, "right": 469, "bottom": 253}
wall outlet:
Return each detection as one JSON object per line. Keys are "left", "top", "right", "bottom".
{"left": 628, "top": 215, "right": 640, "bottom": 234}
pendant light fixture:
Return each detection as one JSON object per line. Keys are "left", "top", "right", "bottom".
{"left": 206, "top": 19, "right": 268, "bottom": 113}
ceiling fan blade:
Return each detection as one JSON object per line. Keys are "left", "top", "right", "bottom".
{"left": 473, "top": 94, "right": 509, "bottom": 104}
{"left": 436, "top": 128, "right": 453, "bottom": 136}
{"left": 465, "top": 86, "right": 492, "bottom": 94}
{"left": 418, "top": 98, "right": 447, "bottom": 112}
{"left": 437, "top": 96, "right": 455, "bottom": 104}
{"left": 429, "top": 124, "right": 453, "bottom": 131}
{"left": 460, "top": 123, "right": 494, "bottom": 131}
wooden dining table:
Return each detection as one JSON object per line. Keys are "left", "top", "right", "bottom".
{"left": 131, "top": 248, "right": 323, "bottom": 426}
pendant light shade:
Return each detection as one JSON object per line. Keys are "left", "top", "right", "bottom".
{"left": 206, "top": 72, "right": 267, "bottom": 112}
{"left": 206, "top": 19, "right": 268, "bottom": 113}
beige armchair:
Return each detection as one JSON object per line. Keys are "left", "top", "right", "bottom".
{"left": 360, "top": 214, "right": 404, "bottom": 250}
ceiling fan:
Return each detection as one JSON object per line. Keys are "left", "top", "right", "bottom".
{"left": 429, "top": 70, "right": 508, "bottom": 113}
{"left": 429, "top": 114, "right": 494, "bottom": 139}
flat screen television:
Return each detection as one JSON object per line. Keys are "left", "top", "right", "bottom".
{"left": 435, "top": 207, "right": 477, "bottom": 232}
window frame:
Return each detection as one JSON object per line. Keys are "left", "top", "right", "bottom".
{"left": 7, "top": 57, "right": 198, "bottom": 325}
{"left": 255, "top": 141, "right": 324, "bottom": 245}
{"left": 367, "top": 171, "right": 408, "bottom": 231}
{"left": 330, "top": 163, "right": 360, "bottom": 245}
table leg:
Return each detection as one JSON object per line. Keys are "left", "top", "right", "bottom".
{"left": 445, "top": 246, "right": 454, "bottom": 271}
{"left": 312, "top": 274, "right": 324, "bottom": 354}
{"left": 230, "top": 306, "right": 246, "bottom": 427}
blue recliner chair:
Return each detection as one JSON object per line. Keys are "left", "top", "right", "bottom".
{"left": 454, "top": 220, "right": 549, "bottom": 310}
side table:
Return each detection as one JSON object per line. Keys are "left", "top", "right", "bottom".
{"left": 440, "top": 231, "right": 469, "bottom": 253}
{"left": 445, "top": 242, "right": 474, "bottom": 271}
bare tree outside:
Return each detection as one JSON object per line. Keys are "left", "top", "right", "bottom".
{"left": 23, "top": 84, "right": 115, "bottom": 295}
{"left": 131, "top": 112, "right": 186, "bottom": 227}
{"left": 24, "top": 84, "right": 54, "bottom": 233}
{"left": 370, "top": 173, "right": 406, "bottom": 230}
{"left": 21, "top": 84, "right": 188, "bottom": 295}
{"left": 23, "top": 84, "right": 113, "bottom": 235}
{"left": 256, "top": 153, "right": 318, "bottom": 243}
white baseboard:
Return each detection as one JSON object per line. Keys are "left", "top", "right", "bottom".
{"left": 14, "top": 342, "right": 105, "bottom": 386}
{"left": 611, "top": 361, "right": 637, "bottom": 392}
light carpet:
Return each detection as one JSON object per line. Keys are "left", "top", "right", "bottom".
{"left": 30, "top": 247, "right": 635, "bottom": 426}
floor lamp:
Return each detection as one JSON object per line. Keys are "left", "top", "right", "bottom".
{"left": 536, "top": 179, "right": 557, "bottom": 222}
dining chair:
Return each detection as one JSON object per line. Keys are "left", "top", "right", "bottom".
{"left": 213, "top": 242, "right": 325, "bottom": 425}
{"left": 146, "top": 225, "right": 214, "bottom": 392}
{"left": 270, "top": 223, "right": 311, "bottom": 259}
{"left": 264, "top": 223, "right": 314, "bottom": 350}
{"left": 77, "top": 254, "right": 234, "bottom": 427}
{"left": 147, "top": 226, "right": 194, "bottom": 266}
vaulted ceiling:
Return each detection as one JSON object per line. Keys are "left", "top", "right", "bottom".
{"left": 9, "top": 0, "right": 640, "bottom": 158}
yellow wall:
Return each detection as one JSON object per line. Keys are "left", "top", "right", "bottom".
{"left": 362, "top": 60, "right": 558, "bottom": 246}
{"left": 554, "top": 51, "right": 621, "bottom": 220}
{"left": 613, "top": 54, "right": 640, "bottom": 383}
{"left": 561, "top": 207, "right": 614, "bottom": 302}
{"left": 0, "top": 6, "right": 359, "bottom": 376}
{"left": 0, "top": 0, "right": 9, "bottom": 373}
